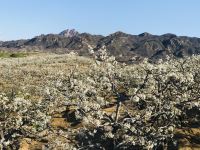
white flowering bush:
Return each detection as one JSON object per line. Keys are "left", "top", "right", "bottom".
{"left": 0, "top": 93, "right": 52, "bottom": 149}
{"left": 0, "top": 51, "right": 199, "bottom": 149}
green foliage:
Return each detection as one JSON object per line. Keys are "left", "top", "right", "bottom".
{"left": 9, "top": 53, "right": 26, "bottom": 58}
{"left": 0, "top": 52, "right": 10, "bottom": 58}
{"left": 0, "top": 52, "right": 27, "bottom": 58}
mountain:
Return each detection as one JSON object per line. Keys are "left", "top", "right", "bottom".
{"left": 0, "top": 40, "right": 27, "bottom": 48}
{"left": 59, "top": 29, "right": 78, "bottom": 37}
{"left": 1, "top": 29, "right": 200, "bottom": 62}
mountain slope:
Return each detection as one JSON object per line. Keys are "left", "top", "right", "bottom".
{"left": 1, "top": 30, "right": 200, "bottom": 62}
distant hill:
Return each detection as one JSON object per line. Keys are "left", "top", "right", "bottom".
{"left": 1, "top": 29, "right": 200, "bottom": 62}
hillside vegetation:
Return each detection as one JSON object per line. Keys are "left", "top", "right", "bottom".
{"left": 0, "top": 50, "right": 200, "bottom": 149}
{"left": 0, "top": 52, "right": 28, "bottom": 58}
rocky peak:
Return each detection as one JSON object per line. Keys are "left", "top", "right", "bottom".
{"left": 138, "top": 32, "right": 152, "bottom": 37}
{"left": 59, "top": 29, "right": 79, "bottom": 37}
{"left": 162, "top": 33, "right": 177, "bottom": 38}
{"left": 110, "top": 31, "right": 129, "bottom": 37}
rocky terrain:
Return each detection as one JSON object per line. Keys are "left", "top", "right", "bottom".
{"left": 1, "top": 29, "right": 200, "bottom": 62}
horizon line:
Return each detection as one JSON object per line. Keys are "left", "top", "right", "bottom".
{"left": 1, "top": 29, "right": 200, "bottom": 41}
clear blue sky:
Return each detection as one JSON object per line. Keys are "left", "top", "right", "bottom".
{"left": 0, "top": 0, "right": 200, "bottom": 41}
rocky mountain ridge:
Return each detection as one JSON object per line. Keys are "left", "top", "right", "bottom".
{"left": 1, "top": 29, "right": 200, "bottom": 62}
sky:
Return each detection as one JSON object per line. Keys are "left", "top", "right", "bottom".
{"left": 0, "top": 0, "right": 200, "bottom": 41}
